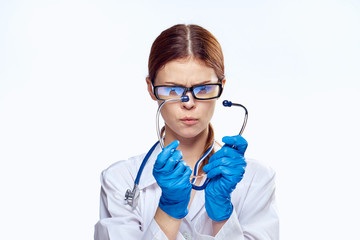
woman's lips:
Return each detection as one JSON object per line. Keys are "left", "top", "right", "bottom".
{"left": 180, "top": 117, "right": 198, "bottom": 125}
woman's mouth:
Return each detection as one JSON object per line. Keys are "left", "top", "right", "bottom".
{"left": 180, "top": 117, "right": 199, "bottom": 126}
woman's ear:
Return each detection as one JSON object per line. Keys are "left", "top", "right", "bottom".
{"left": 221, "top": 78, "right": 226, "bottom": 88}
{"left": 146, "top": 77, "right": 157, "bottom": 101}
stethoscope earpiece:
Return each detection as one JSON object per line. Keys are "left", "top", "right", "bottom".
{"left": 222, "top": 100, "right": 232, "bottom": 107}
{"left": 181, "top": 95, "right": 189, "bottom": 102}
{"left": 222, "top": 100, "right": 248, "bottom": 135}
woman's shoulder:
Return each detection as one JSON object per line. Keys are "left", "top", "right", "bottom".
{"left": 100, "top": 153, "right": 147, "bottom": 188}
{"left": 105, "top": 153, "right": 146, "bottom": 172}
{"left": 245, "top": 158, "right": 276, "bottom": 177}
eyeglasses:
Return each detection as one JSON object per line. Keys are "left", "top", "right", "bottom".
{"left": 153, "top": 83, "right": 223, "bottom": 101}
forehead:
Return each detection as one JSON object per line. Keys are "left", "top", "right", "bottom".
{"left": 155, "top": 58, "right": 218, "bottom": 85}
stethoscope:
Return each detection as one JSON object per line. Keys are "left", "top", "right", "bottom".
{"left": 125, "top": 96, "right": 248, "bottom": 207}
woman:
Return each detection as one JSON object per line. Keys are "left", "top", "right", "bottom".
{"left": 94, "top": 24, "right": 279, "bottom": 240}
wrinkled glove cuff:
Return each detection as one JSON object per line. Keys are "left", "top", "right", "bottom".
{"left": 205, "top": 195, "right": 233, "bottom": 221}
{"left": 159, "top": 196, "right": 189, "bottom": 219}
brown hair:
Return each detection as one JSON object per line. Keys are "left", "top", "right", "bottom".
{"left": 149, "top": 24, "right": 224, "bottom": 171}
{"left": 148, "top": 24, "right": 225, "bottom": 82}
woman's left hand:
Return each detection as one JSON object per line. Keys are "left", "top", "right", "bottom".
{"left": 203, "top": 135, "right": 248, "bottom": 221}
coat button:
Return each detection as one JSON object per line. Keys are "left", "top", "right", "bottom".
{"left": 183, "top": 232, "right": 192, "bottom": 240}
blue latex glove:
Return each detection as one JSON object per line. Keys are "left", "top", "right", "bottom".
{"left": 153, "top": 140, "right": 193, "bottom": 219}
{"left": 203, "top": 135, "right": 248, "bottom": 221}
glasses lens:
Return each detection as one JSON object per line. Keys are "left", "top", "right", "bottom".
{"left": 156, "top": 86, "right": 184, "bottom": 100}
{"left": 193, "top": 85, "right": 220, "bottom": 99}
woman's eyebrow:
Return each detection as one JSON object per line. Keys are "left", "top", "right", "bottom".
{"left": 161, "top": 81, "right": 182, "bottom": 85}
{"left": 162, "top": 80, "right": 214, "bottom": 86}
{"left": 193, "top": 80, "right": 215, "bottom": 85}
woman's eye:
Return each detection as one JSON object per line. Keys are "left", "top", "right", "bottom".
{"left": 169, "top": 88, "right": 179, "bottom": 96}
{"left": 198, "top": 87, "right": 208, "bottom": 94}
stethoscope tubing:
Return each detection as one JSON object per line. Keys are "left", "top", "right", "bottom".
{"left": 156, "top": 96, "right": 189, "bottom": 149}
{"left": 156, "top": 98, "right": 248, "bottom": 190}
{"left": 125, "top": 97, "right": 248, "bottom": 207}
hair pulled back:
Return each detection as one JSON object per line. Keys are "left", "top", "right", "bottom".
{"left": 148, "top": 24, "right": 225, "bottom": 83}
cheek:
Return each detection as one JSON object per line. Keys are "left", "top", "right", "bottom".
{"left": 201, "top": 102, "right": 216, "bottom": 120}
{"left": 159, "top": 104, "right": 177, "bottom": 122}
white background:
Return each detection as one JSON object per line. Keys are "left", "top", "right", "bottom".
{"left": 1, "top": 0, "right": 359, "bottom": 239}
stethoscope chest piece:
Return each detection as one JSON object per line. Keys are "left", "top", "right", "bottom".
{"left": 125, "top": 184, "right": 140, "bottom": 207}
{"left": 124, "top": 141, "right": 159, "bottom": 207}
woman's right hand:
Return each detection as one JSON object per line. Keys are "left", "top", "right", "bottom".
{"left": 153, "top": 140, "right": 192, "bottom": 219}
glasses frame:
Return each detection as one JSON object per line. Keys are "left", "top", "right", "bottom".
{"left": 152, "top": 83, "right": 223, "bottom": 101}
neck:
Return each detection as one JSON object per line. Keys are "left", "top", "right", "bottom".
{"left": 163, "top": 126, "right": 209, "bottom": 170}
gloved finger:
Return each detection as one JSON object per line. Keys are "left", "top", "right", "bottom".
{"left": 177, "top": 166, "right": 192, "bottom": 185}
{"left": 161, "top": 150, "right": 183, "bottom": 172}
{"left": 208, "top": 147, "right": 243, "bottom": 163}
{"left": 203, "top": 155, "right": 246, "bottom": 173}
{"left": 206, "top": 174, "right": 233, "bottom": 189}
{"left": 154, "top": 140, "right": 180, "bottom": 169}
{"left": 221, "top": 164, "right": 246, "bottom": 183}
{"left": 204, "top": 157, "right": 229, "bottom": 173}
{"left": 222, "top": 135, "right": 248, "bottom": 155}
{"left": 171, "top": 160, "right": 187, "bottom": 176}
{"left": 206, "top": 164, "right": 246, "bottom": 179}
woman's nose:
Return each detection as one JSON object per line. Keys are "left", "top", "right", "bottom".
{"left": 181, "top": 91, "right": 195, "bottom": 109}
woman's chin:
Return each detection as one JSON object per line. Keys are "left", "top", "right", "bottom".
{"left": 164, "top": 123, "right": 208, "bottom": 141}
{"left": 175, "top": 128, "right": 207, "bottom": 140}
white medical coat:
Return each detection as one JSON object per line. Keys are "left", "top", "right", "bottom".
{"left": 94, "top": 143, "right": 279, "bottom": 240}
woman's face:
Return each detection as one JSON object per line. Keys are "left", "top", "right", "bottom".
{"left": 147, "top": 58, "right": 224, "bottom": 140}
